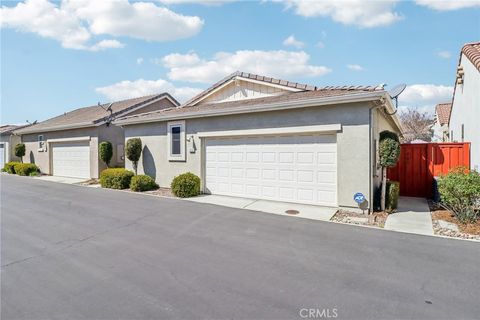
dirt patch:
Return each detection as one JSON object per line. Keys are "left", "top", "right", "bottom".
{"left": 429, "top": 200, "right": 480, "bottom": 240}
{"left": 143, "top": 187, "right": 174, "bottom": 198}
{"left": 331, "top": 210, "right": 388, "bottom": 228}
{"left": 79, "top": 178, "right": 99, "bottom": 185}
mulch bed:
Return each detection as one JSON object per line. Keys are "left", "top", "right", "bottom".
{"left": 428, "top": 200, "right": 480, "bottom": 240}
{"left": 331, "top": 210, "right": 388, "bottom": 228}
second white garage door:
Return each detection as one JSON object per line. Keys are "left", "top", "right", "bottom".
{"left": 205, "top": 134, "right": 337, "bottom": 206}
{"left": 52, "top": 141, "right": 91, "bottom": 179}
{"left": 0, "top": 144, "right": 5, "bottom": 170}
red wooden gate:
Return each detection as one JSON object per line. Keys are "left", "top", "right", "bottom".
{"left": 387, "top": 143, "right": 470, "bottom": 198}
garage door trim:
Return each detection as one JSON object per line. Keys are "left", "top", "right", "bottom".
{"left": 198, "top": 124, "right": 341, "bottom": 138}
{"left": 47, "top": 136, "right": 91, "bottom": 144}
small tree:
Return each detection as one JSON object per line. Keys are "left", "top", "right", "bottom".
{"left": 14, "top": 143, "right": 26, "bottom": 163}
{"left": 99, "top": 141, "right": 113, "bottom": 168}
{"left": 399, "top": 108, "right": 434, "bottom": 143}
{"left": 379, "top": 131, "right": 401, "bottom": 211}
{"left": 125, "top": 138, "right": 142, "bottom": 175}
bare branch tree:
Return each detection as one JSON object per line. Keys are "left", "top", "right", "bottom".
{"left": 399, "top": 108, "right": 434, "bottom": 143}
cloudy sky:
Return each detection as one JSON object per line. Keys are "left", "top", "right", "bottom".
{"left": 1, "top": 0, "right": 479, "bottom": 124}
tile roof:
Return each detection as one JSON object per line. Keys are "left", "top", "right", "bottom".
{"left": 15, "top": 93, "right": 179, "bottom": 134}
{"left": 116, "top": 88, "right": 385, "bottom": 124}
{"left": 462, "top": 42, "right": 480, "bottom": 71}
{"left": 435, "top": 103, "right": 452, "bottom": 126}
{"left": 183, "top": 70, "right": 383, "bottom": 107}
{"left": 0, "top": 124, "right": 29, "bottom": 135}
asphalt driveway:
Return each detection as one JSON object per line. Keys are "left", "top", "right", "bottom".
{"left": 1, "top": 174, "right": 479, "bottom": 319}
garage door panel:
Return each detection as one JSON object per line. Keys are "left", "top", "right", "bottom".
{"left": 205, "top": 134, "right": 338, "bottom": 206}
{"left": 52, "top": 141, "right": 90, "bottom": 179}
{"left": 0, "top": 145, "right": 5, "bottom": 169}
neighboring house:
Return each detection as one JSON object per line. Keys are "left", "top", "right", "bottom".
{"left": 14, "top": 93, "right": 179, "bottom": 179}
{"left": 431, "top": 102, "right": 452, "bottom": 142}
{"left": 0, "top": 124, "right": 30, "bottom": 167}
{"left": 449, "top": 42, "right": 480, "bottom": 171}
{"left": 115, "top": 71, "right": 402, "bottom": 210}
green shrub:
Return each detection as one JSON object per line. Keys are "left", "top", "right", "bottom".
{"left": 130, "top": 175, "right": 158, "bottom": 192}
{"left": 99, "top": 141, "right": 113, "bottom": 167}
{"left": 379, "top": 135, "right": 401, "bottom": 167}
{"left": 171, "top": 172, "right": 201, "bottom": 198}
{"left": 126, "top": 138, "right": 142, "bottom": 175}
{"left": 380, "top": 130, "right": 400, "bottom": 143}
{"left": 385, "top": 181, "right": 400, "bottom": 213}
{"left": 14, "top": 143, "right": 26, "bottom": 163}
{"left": 100, "top": 168, "right": 134, "bottom": 189}
{"left": 3, "top": 162, "right": 19, "bottom": 174}
{"left": 438, "top": 167, "right": 480, "bottom": 224}
{"left": 14, "top": 163, "right": 40, "bottom": 176}
{"left": 29, "top": 171, "right": 40, "bottom": 177}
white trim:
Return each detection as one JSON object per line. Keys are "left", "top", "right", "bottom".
{"left": 198, "top": 124, "right": 342, "bottom": 138}
{"left": 188, "top": 76, "right": 302, "bottom": 106}
{"left": 167, "top": 120, "right": 186, "bottom": 161}
{"left": 47, "top": 136, "right": 91, "bottom": 143}
{"left": 115, "top": 91, "right": 386, "bottom": 126}
{"left": 0, "top": 141, "right": 8, "bottom": 164}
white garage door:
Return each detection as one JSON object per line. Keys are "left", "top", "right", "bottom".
{"left": 52, "top": 141, "right": 90, "bottom": 179}
{"left": 205, "top": 134, "right": 337, "bottom": 206}
{"left": 0, "top": 144, "right": 5, "bottom": 169}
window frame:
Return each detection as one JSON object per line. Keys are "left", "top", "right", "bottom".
{"left": 38, "top": 135, "right": 44, "bottom": 150}
{"left": 167, "top": 120, "right": 186, "bottom": 161}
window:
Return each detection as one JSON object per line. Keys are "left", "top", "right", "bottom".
{"left": 38, "top": 135, "right": 44, "bottom": 149}
{"left": 167, "top": 121, "right": 185, "bottom": 161}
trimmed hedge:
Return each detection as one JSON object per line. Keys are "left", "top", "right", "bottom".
{"left": 385, "top": 181, "right": 400, "bottom": 213}
{"left": 14, "top": 163, "right": 40, "bottom": 176}
{"left": 3, "top": 162, "right": 19, "bottom": 174}
{"left": 99, "top": 141, "right": 113, "bottom": 167}
{"left": 100, "top": 168, "right": 134, "bottom": 189}
{"left": 130, "top": 175, "right": 158, "bottom": 192}
{"left": 14, "top": 143, "right": 25, "bottom": 162}
{"left": 171, "top": 172, "right": 201, "bottom": 198}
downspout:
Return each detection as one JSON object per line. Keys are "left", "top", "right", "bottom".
{"left": 369, "top": 99, "right": 385, "bottom": 213}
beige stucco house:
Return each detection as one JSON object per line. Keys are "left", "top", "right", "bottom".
{"left": 115, "top": 72, "right": 402, "bottom": 210}
{"left": 14, "top": 93, "right": 179, "bottom": 179}
{"left": 432, "top": 102, "right": 452, "bottom": 142}
{"left": 449, "top": 42, "right": 480, "bottom": 171}
{"left": 0, "top": 124, "right": 30, "bottom": 167}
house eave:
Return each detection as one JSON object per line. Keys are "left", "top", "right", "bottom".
{"left": 14, "top": 122, "right": 96, "bottom": 135}
{"left": 115, "top": 91, "right": 388, "bottom": 126}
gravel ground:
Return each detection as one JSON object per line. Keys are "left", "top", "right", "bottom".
{"left": 429, "top": 201, "right": 480, "bottom": 241}
{"left": 331, "top": 210, "right": 388, "bottom": 228}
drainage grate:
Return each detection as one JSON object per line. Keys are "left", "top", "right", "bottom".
{"left": 285, "top": 209, "right": 300, "bottom": 215}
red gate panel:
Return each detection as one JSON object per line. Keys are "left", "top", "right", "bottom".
{"left": 388, "top": 143, "right": 470, "bottom": 198}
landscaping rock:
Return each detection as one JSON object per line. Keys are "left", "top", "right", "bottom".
{"left": 347, "top": 217, "right": 369, "bottom": 224}
{"left": 437, "top": 220, "right": 459, "bottom": 232}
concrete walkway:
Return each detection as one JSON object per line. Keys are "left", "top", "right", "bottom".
{"left": 384, "top": 197, "right": 434, "bottom": 236}
{"left": 186, "top": 194, "right": 337, "bottom": 221}
{"left": 33, "top": 175, "right": 88, "bottom": 185}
